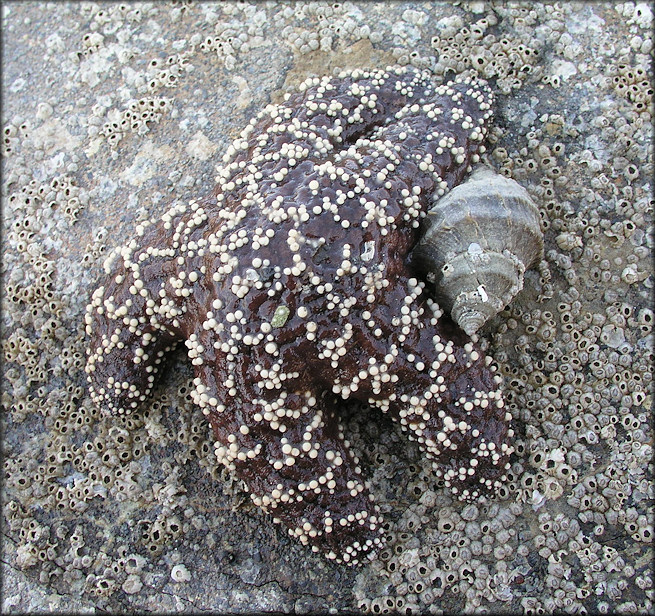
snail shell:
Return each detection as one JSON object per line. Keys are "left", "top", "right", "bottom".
{"left": 412, "top": 165, "right": 544, "bottom": 335}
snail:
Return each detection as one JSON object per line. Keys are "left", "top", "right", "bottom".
{"left": 411, "top": 165, "right": 544, "bottom": 336}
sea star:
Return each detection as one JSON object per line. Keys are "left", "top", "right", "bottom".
{"left": 85, "top": 67, "right": 513, "bottom": 564}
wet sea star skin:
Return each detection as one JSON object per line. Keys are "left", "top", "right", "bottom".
{"left": 85, "top": 67, "right": 513, "bottom": 564}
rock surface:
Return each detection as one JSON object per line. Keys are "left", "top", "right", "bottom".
{"left": 2, "top": 2, "right": 653, "bottom": 614}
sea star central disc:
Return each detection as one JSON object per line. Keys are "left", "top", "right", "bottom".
{"left": 85, "top": 67, "right": 513, "bottom": 564}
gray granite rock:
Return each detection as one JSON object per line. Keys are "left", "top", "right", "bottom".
{"left": 2, "top": 2, "right": 653, "bottom": 613}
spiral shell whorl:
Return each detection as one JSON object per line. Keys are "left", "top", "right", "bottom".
{"left": 413, "top": 165, "right": 544, "bottom": 335}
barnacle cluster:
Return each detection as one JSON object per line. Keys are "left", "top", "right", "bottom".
{"left": 429, "top": 11, "right": 542, "bottom": 93}
{"left": 94, "top": 98, "right": 172, "bottom": 147}
{"left": 2, "top": 1, "right": 652, "bottom": 613}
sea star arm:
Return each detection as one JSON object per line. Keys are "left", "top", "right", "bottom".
{"left": 339, "top": 276, "right": 513, "bottom": 499}
{"left": 192, "top": 346, "right": 385, "bottom": 564}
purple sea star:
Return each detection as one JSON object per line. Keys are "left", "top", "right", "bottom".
{"left": 85, "top": 67, "right": 513, "bottom": 564}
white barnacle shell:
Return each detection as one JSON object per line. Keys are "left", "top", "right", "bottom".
{"left": 412, "top": 165, "right": 544, "bottom": 335}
